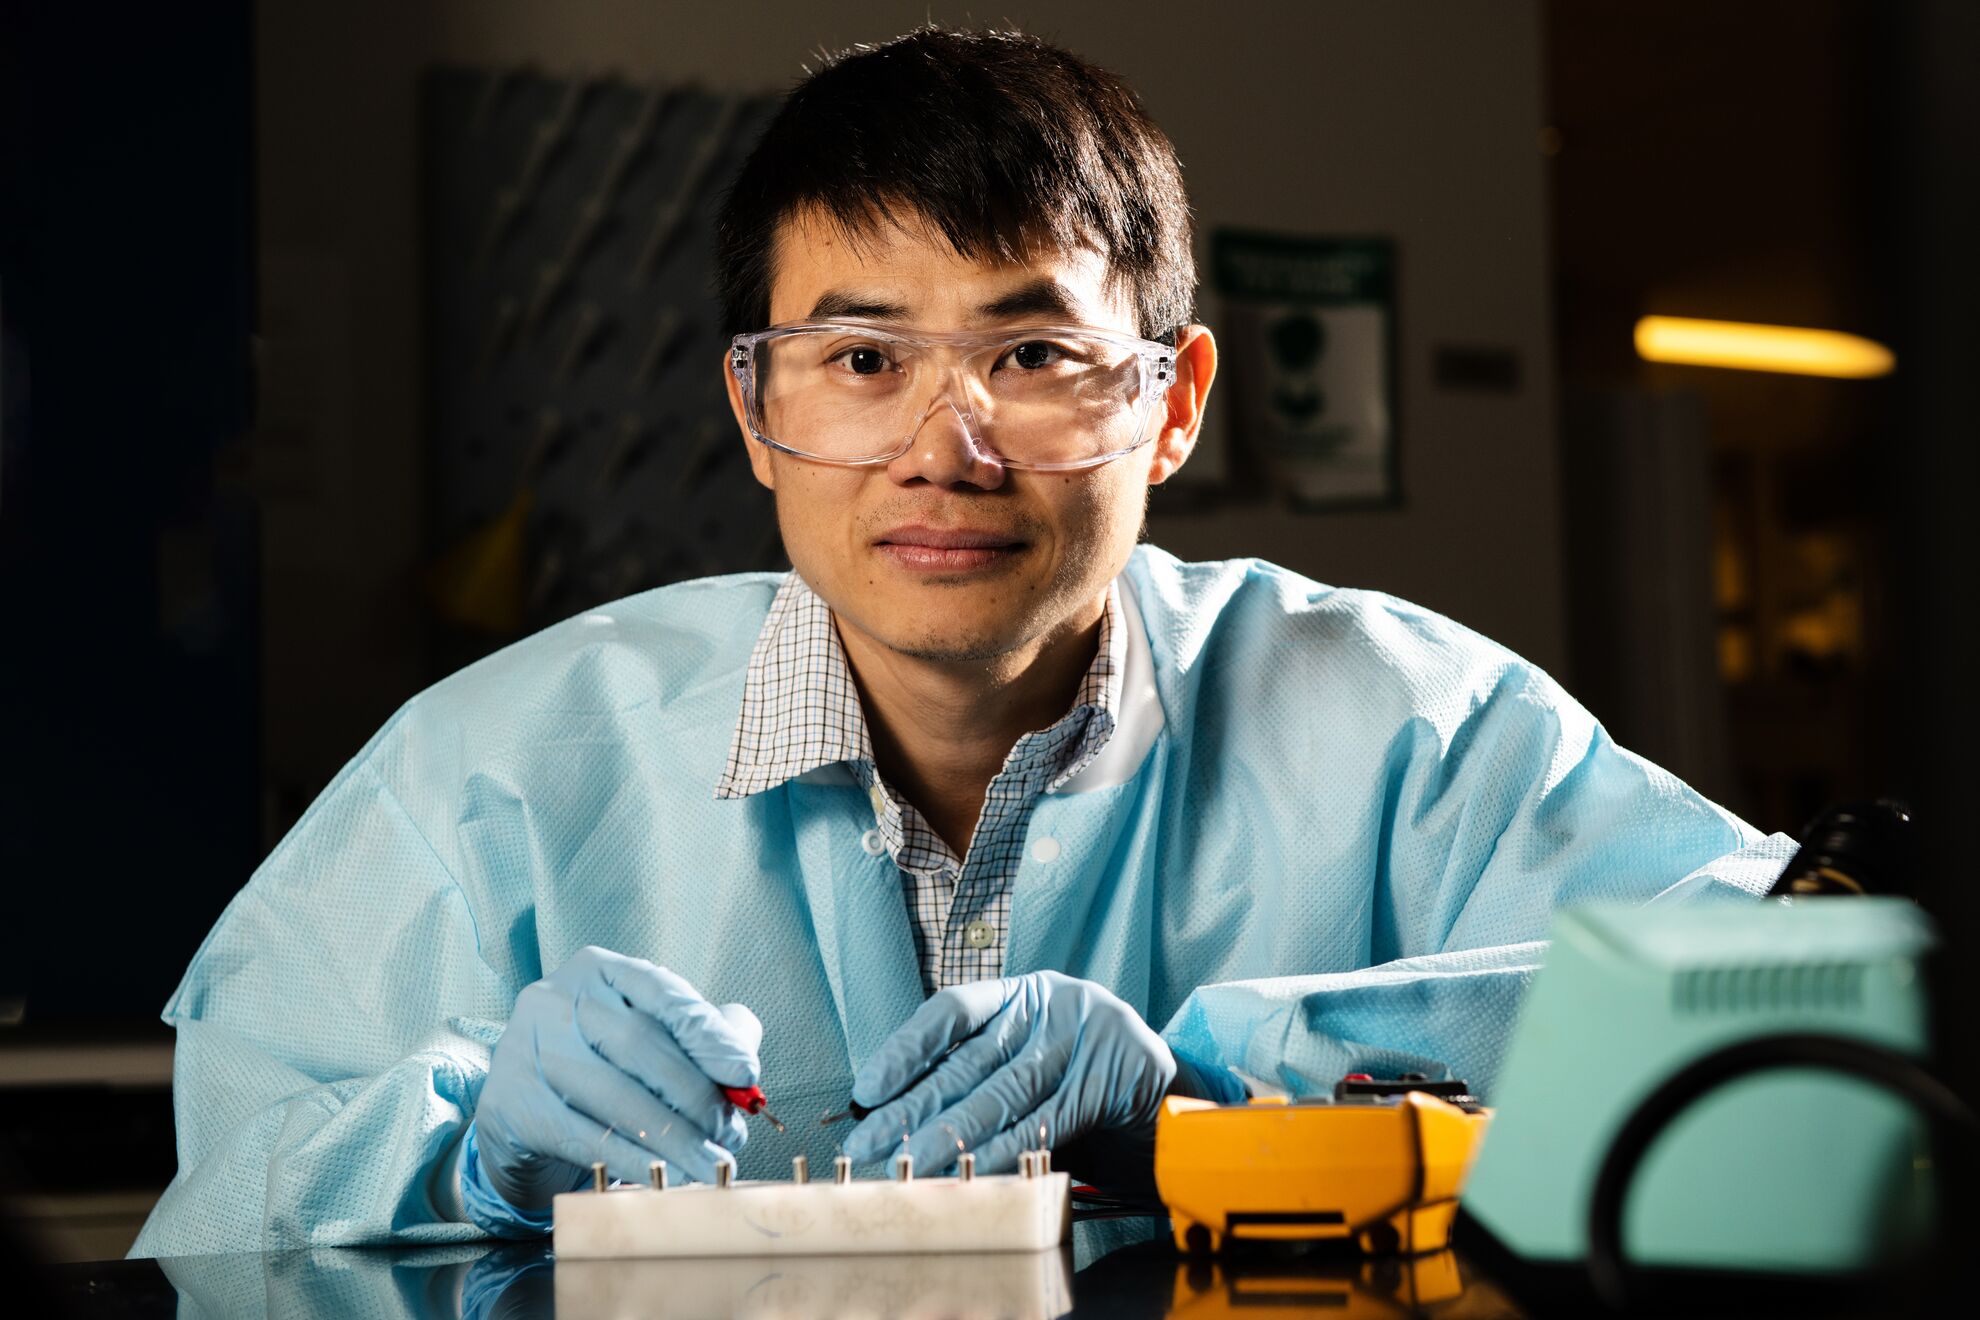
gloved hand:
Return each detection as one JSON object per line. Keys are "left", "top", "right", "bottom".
{"left": 467, "top": 946, "right": 760, "bottom": 1221}
{"left": 840, "top": 971, "right": 1242, "bottom": 1185}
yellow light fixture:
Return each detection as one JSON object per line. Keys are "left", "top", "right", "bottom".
{"left": 1634, "top": 316, "right": 1895, "bottom": 379}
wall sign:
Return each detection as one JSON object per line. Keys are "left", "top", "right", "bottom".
{"left": 1213, "top": 230, "right": 1399, "bottom": 509}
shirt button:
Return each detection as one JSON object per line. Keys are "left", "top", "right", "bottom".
{"left": 860, "top": 828, "right": 885, "bottom": 856}
{"left": 963, "top": 920, "right": 996, "bottom": 949}
{"left": 1029, "top": 836, "right": 1061, "bottom": 863}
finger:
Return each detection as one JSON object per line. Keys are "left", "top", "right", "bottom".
{"left": 573, "top": 983, "right": 746, "bottom": 1147}
{"left": 972, "top": 1096, "right": 1068, "bottom": 1175}
{"left": 562, "top": 1091, "right": 737, "bottom": 1187}
{"left": 840, "top": 1027, "right": 1012, "bottom": 1162}
{"left": 900, "top": 1112, "right": 975, "bottom": 1176}
{"left": 640, "top": 1124, "right": 737, "bottom": 1187}
{"left": 908, "top": 1035, "right": 1072, "bottom": 1168}
{"left": 543, "top": 1105, "right": 734, "bottom": 1189}
{"left": 587, "top": 950, "right": 761, "bottom": 1089}
{"left": 851, "top": 978, "right": 1015, "bottom": 1107}
{"left": 538, "top": 1031, "right": 743, "bottom": 1181}
{"left": 716, "top": 1002, "right": 763, "bottom": 1056}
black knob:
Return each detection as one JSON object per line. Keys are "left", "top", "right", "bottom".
{"left": 1768, "top": 799, "right": 1914, "bottom": 897}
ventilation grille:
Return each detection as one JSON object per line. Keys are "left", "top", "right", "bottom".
{"left": 1671, "top": 962, "right": 1866, "bottom": 1017}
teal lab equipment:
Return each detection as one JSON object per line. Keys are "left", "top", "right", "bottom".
{"left": 1464, "top": 897, "right": 1936, "bottom": 1274}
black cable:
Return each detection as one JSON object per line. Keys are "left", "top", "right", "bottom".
{"left": 1072, "top": 1208, "right": 1169, "bottom": 1223}
{"left": 1586, "top": 1032, "right": 1976, "bottom": 1310}
{"left": 1071, "top": 1189, "right": 1168, "bottom": 1219}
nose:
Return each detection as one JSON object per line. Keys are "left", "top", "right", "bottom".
{"left": 886, "top": 394, "right": 1007, "bottom": 490}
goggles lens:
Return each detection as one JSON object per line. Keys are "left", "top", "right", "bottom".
{"left": 736, "top": 325, "right": 1173, "bottom": 469}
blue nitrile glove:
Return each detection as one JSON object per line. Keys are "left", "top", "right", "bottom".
{"left": 466, "top": 946, "right": 761, "bottom": 1226}
{"left": 840, "top": 971, "right": 1242, "bottom": 1186}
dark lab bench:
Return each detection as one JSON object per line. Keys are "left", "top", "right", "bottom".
{"left": 41, "top": 1212, "right": 1955, "bottom": 1317}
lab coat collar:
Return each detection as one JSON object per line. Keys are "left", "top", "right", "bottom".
{"left": 716, "top": 573, "right": 1156, "bottom": 797}
{"left": 1051, "top": 574, "right": 1163, "bottom": 795}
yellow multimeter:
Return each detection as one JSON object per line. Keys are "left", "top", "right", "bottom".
{"left": 1152, "top": 1075, "right": 1492, "bottom": 1256}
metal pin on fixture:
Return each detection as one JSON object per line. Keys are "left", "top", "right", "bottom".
{"left": 715, "top": 1161, "right": 733, "bottom": 1189}
{"left": 591, "top": 1161, "right": 608, "bottom": 1193}
{"left": 649, "top": 1160, "right": 668, "bottom": 1190}
{"left": 958, "top": 1152, "right": 975, "bottom": 1183}
{"left": 791, "top": 1154, "right": 809, "bottom": 1185}
{"left": 834, "top": 1155, "right": 852, "bottom": 1185}
{"left": 1020, "top": 1151, "right": 1038, "bottom": 1180}
{"left": 893, "top": 1153, "right": 914, "bottom": 1183}
{"left": 1038, "top": 1148, "right": 1052, "bottom": 1175}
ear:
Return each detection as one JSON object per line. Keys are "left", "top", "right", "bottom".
{"left": 724, "top": 349, "right": 777, "bottom": 491}
{"left": 1145, "top": 325, "right": 1217, "bottom": 487}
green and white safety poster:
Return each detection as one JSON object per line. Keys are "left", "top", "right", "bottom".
{"left": 1212, "top": 230, "right": 1398, "bottom": 508}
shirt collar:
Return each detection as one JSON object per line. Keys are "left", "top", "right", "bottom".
{"left": 715, "top": 573, "right": 1124, "bottom": 801}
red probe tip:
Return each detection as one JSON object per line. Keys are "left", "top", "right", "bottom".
{"left": 722, "top": 1085, "right": 785, "bottom": 1133}
{"left": 722, "top": 1085, "right": 767, "bottom": 1113}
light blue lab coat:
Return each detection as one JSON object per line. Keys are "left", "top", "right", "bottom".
{"left": 130, "top": 547, "right": 1792, "bottom": 1256}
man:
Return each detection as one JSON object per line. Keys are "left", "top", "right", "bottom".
{"left": 132, "top": 29, "right": 1790, "bottom": 1255}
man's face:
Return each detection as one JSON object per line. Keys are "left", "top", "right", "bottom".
{"left": 726, "top": 209, "right": 1208, "bottom": 668}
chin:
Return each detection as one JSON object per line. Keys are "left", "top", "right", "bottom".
{"left": 881, "top": 623, "right": 1021, "bottom": 665}
{"left": 890, "top": 640, "right": 1013, "bottom": 664}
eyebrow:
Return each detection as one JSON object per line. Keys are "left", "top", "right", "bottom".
{"left": 974, "top": 279, "right": 1082, "bottom": 323}
{"left": 802, "top": 278, "right": 1087, "bottom": 325}
{"left": 805, "top": 290, "right": 912, "bottom": 321}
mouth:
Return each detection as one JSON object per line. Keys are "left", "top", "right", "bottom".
{"left": 873, "top": 524, "right": 1028, "bottom": 573}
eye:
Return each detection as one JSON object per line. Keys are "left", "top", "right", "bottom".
{"left": 845, "top": 346, "right": 890, "bottom": 375}
{"left": 1006, "top": 341, "right": 1063, "bottom": 370}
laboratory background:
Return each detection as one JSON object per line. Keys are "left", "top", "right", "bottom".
{"left": 2, "top": 0, "right": 1976, "bottom": 1297}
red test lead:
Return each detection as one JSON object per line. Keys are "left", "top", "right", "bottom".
{"left": 722, "top": 1085, "right": 786, "bottom": 1133}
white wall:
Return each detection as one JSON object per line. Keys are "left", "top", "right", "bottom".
{"left": 255, "top": 0, "right": 1558, "bottom": 807}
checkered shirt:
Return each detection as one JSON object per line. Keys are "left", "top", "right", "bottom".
{"left": 716, "top": 573, "right": 1123, "bottom": 993}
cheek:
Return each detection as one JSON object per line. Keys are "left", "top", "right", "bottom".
{"left": 1071, "top": 467, "right": 1144, "bottom": 536}
{"left": 770, "top": 477, "right": 822, "bottom": 548}
{"left": 770, "top": 466, "right": 866, "bottom": 566}
{"left": 1048, "top": 472, "right": 1143, "bottom": 575}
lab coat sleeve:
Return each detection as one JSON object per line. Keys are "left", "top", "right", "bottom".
{"left": 129, "top": 716, "right": 518, "bottom": 1258}
{"left": 1160, "top": 656, "right": 1796, "bottom": 1102}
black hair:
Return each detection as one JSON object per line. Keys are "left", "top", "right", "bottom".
{"left": 714, "top": 27, "right": 1195, "bottom": 342}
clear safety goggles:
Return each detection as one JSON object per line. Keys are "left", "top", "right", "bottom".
{"left": 729, "top": 321, "right": 1178, "bottom": 471}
